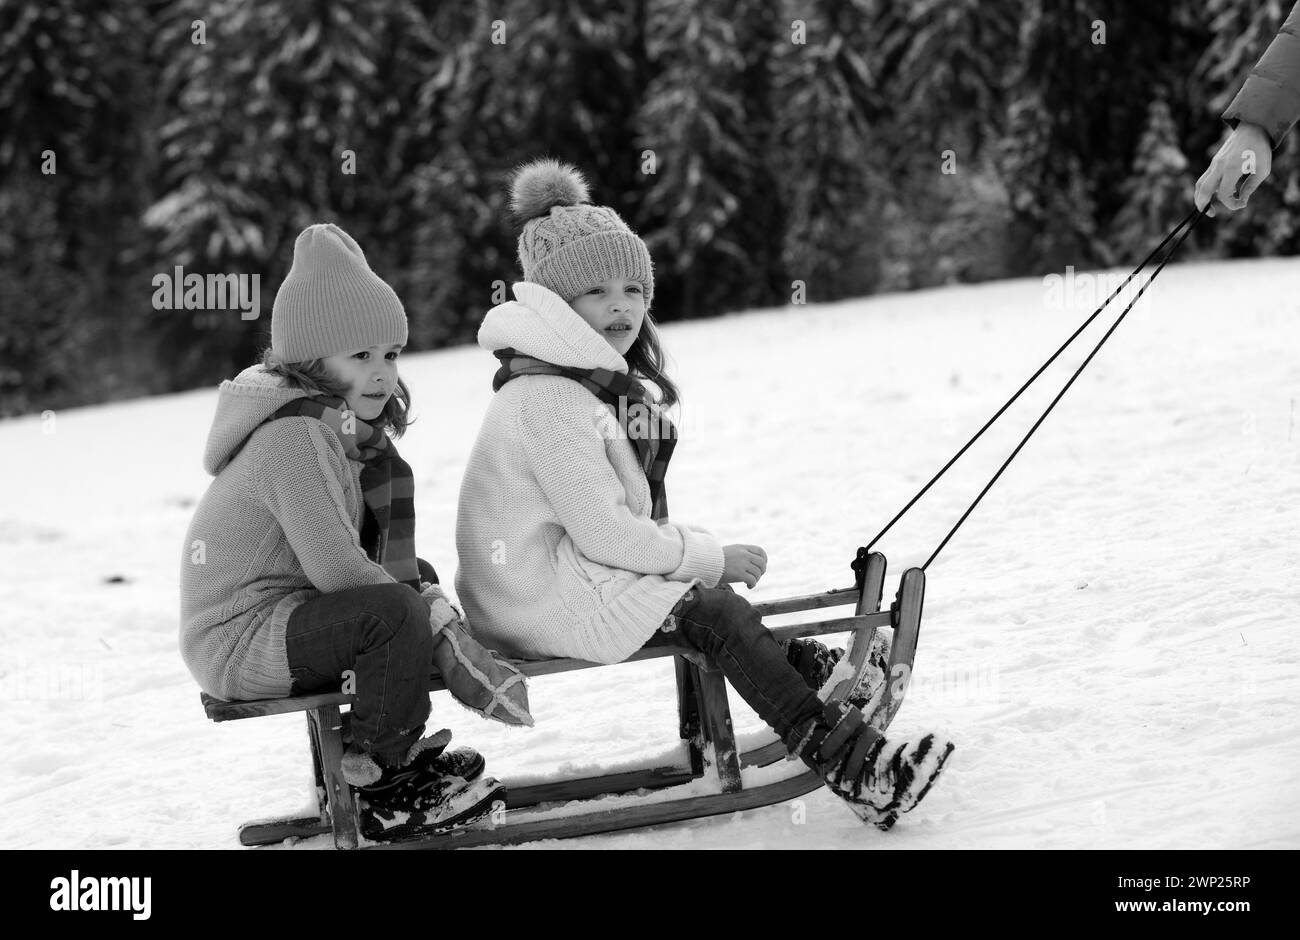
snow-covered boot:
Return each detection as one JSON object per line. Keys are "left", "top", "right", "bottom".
{"left": 427, "top": 746, "right": 486, "bottom": 783}
{"left": 785, "top": 629, "right": 891, "bottom": 714}
{"left": 791, "top": 701, "right": 954, "bottom": 831}
{"left": 343, "top": 731, "right": 503, "bottom": 841}
{"left": 783, "top": 636, "right": 843, "bottom": 688}
{"left": 356, "top": 745, "right": 505, "bottom": 842}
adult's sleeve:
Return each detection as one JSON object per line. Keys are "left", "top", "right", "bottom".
{"left": 1222, "top": 2, "right": 1300, "bottom": 147}
{"left": 250, "top": 417, "right": 398, "bottom": 594}
{"left": 515, "top": 377, "right": 725, "bottom": 586}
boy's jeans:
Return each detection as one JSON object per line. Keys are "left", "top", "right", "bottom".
{"left": 642, "top": 586, "right": 823, "bottom": 749}
{"left": 284, "top": 561, "right": 437, "bottom": 767}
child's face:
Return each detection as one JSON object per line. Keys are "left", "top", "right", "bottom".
{"left": 568, "top": 277, "right": 646, "bottom": 357}
{"left": 320, "top": 344, "right": 403, "bottom": 422}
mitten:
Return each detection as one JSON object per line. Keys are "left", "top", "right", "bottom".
{"left": 421, "top": 585, "right": 533, "bottom": 727}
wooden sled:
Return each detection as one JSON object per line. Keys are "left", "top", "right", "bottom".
{"left": 200, "top": 552, "right": 929, "bottom": 849}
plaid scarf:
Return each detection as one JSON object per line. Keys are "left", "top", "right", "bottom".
{"left": 492, "top": 349, "right": 676, "bottom": 521}
{"left": 267, "top": 395, "right": 421, "bottom": 589}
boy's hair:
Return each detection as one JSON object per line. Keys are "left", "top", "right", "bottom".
{"left": 260, "top": 347, "right": 412, "bottom": 438}
{"left": 626, "top": 313, "right": 679, "bottom": 409}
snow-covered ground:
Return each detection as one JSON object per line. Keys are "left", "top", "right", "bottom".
{"left": 2, "top": 257, "right": 1297, "bottom": 849}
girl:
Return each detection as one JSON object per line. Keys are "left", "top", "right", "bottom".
{"left": 180, "top": 223, "right": 510, "bottom": 841}
{"left": 455, "top": 162, "right": 955, "bottom": 831}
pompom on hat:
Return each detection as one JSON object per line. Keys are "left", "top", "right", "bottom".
{"left": 271, "top": 223, "right": 408, "bottom": 362}
{"left": 509, "top": 159, "right": 654, "bottom": 308}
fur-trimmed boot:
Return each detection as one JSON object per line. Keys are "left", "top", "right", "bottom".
{"left": 789, "top": 701, "right": 954, "bottom": 831}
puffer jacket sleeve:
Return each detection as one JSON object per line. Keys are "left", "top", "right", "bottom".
{"left": 249, "top": 417, "right": 398, "bottom": 594}
{"left": 515, "top": 377, "right": 725, "bottom": 586}
{"left": 1222, "top": 2, "right": 1300, "bottom": 147}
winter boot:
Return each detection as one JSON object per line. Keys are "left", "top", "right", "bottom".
{"left": 427, "top": 746, "right": 486, "bottom": 783}
{"left": 357, "top": 759, "right": 505, "bottom": 842}
{"left": 783, "top": 636, "right": 843, "bottom": 689}
{"left": 785, "top": 629, "right": 892, "bottom": 715}
{"left": 790, "top": 701, "right": 954, "bottom": 831}
{"left": 345, "top": 733, "right": 504, "bottom": 842}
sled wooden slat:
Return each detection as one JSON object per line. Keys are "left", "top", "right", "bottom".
{"left": 764, "top": 615, "right": 885, "bottom": 643}
{"left": 873, "top": 567, "right": 925, "bottom": 731}
{"left": 828, "top": 556, "right": 889, "bottom": 704}
{"left": 748, "top": 587, "right": 860, "bottom": 617}
{"left": 693, "top": 665, "right": 743, "bottom": 793}
{"left": 199, "top": 611, "right": 894, "bottom": 723}
{"left": 203, "top": 690, "right": 350, "bottom": 722}
{"left": 374, "top": 768, "right": 827, "bottom": 850}
{"left": 306, "top": 708, "right": 329, "bottom": 821}
{"left": 237, "top": 763, "right": 700, "bottom": 847}
{"left": 240, "top": 816, "right": 331, "bottom": 846}
{"left": 307, "top": 705, "right": 359, "bottom": 850}
{"left": 506, "top": 764, "right": 696, "bottom": 808}
{"left": 674, "top": 657, "right": 706, "bottom": 776}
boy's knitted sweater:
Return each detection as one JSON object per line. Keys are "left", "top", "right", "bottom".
{"left": 455, "top": 282, "right": 726, "bottom": 665}
{"left": 179, "top": 365, "right": 399, "bottom": 700}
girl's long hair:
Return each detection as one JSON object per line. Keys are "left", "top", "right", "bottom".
{"left": 260, "top": 347, "right": 413, "bottom": 438}
{"left": 626, "top": 312, "right": 679, "bottom": 408}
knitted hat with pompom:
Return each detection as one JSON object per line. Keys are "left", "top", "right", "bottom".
{"left": 509, "top": 160, "right": 654, "bottom": 308}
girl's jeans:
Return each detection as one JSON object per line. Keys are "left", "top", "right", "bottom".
{"left": 284, "top": 560, "right": 437, "bottom": 768}
{"left": 642, "top": 586, "right": 823, "bottom": 749}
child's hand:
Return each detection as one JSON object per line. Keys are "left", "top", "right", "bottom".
{"left": 721, "top": 544, "right": 768, "bottom": 589}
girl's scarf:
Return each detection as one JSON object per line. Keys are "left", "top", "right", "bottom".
{"left": 492, "top": 349, "right": 676, "bottom": 521}
{"left": 267, "top": 395, "right": 421, "bottom": 589}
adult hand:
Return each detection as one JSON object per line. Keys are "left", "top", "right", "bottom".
{"left": 721, "top": 543, "right": 768, "bottom": 589}
{"left": 1195, "top": 121, "right": 1273, "bottom": 216}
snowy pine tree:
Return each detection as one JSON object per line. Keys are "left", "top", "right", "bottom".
{"left": 145, "top": 0, "right": 399, "bottom": 381}
{"left": 1196, "top": 0, "right": 1292, "bottom": 112}
{"left": 0, "top": 0, "right": 155, "bottom": 415}
{"left": 1111, "top": 97, "right": 1192, "bottom": 257}
{"left": 396, "top": 0, "right": 650, "bottom": 343}
{"left": 769, "top": 0, "right": 881, "bottom": 300}
{"left": 635, "top": 0, "right": 753, "bottom": 317}
{"left": 876, "top": 0, "right": 1022, "bottom": 158}
{"left": 868, "top": 0, "right": 1021, "bottom": 288}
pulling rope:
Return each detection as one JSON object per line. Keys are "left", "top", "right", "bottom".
{"left": 919, "top": 209, "right": 1205, "bottom": 569}
{"left": 853, "top": 208, "right": 1206, "bottom": 582}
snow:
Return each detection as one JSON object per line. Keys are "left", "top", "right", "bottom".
{"left": 2, "top": 257, "right": 1297, "bottom": 849}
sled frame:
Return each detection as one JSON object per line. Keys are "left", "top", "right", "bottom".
{"left": 202, "top": 553, "right": 930, "bottom": 849}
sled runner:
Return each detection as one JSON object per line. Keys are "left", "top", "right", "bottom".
{"left": 200, "top": 551, "right": 932, "bottom": 849}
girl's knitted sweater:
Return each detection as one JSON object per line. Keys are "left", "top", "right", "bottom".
{"left": 179, "top": 365, "right": 399, "bottom": 700}
{"left": 455, "top": 282, "right": 726, "bottom": 665}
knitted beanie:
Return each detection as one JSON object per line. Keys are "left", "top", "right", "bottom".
{"left": 509, "top": 159, "right": 654, "bottom": 308}
{"left": 271, "top": 223, "right": 408, "bottom": 362}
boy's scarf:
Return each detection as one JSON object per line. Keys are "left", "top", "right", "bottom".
{"left": 492, "top": 349, "right": 676, "bottom": 520}
{"left": 267, "top": 395, "right": 421, "bottom": 589}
